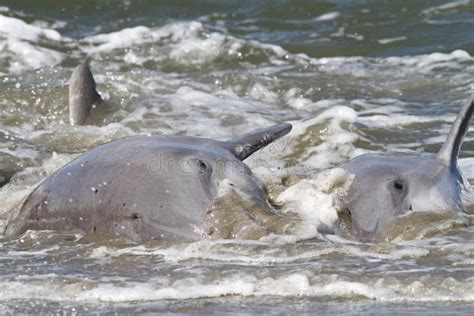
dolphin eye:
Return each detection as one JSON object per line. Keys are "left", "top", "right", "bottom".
{"left": 197, "top": 160, "right": 212, "bottom": 174}
{"left": 393, "top": 179, "right": 404, "bottom": 191}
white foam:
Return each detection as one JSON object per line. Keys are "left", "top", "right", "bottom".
{"left": 377, "top": 36, "right": 407, "bottom": 45}
{"left": 83, "top": 21, "right": 203, "bottom": 55}
{"left": 84, "top": 25, "right": 151, "bottom": 52}
{"left": 82, "top": 19, "right": 291, "bottom": 69}
{"left": 0, "top": 15, "right": 61, "bottom": 41}
{"left": 0, "top": 183, "right": 31, "bottom": 222}
{"left": 5, "top": 40, "right": 63, "bottom": 74}
{"left": 313, "top": 12, "right": 340, "bottom": 22}
{"left": 343, "top": 244, "right": 430, "bottom": 261}
{"left": 357, "top": 113, "right": 450, "bottom": 128}
{"left": 0, "top": 274, "right": 389, "bottom": 302}
{"left": 4, "top": 271, "right": 474, "bottom": 303}
{"left": 88, "top": 241, "right": 338, "bottom": 264}
{"left": 289, "top": 105, "right": 359, "bottom": 170}
{"left": 313, "top": 50, "right": 473, "bottom": 78}
{"left": 276, "top": 168, "right": 353, "bottom": 235}
{"left": 248, "top": 82, "right": 278, "bottom": 103}
{"left": 161, "top": 86, "right": 278, "bottom": 139}
{"left": 284, "top": 88, "right": 314, "bottom": 110}
{"left": 0, "top": 15, "right": 64, "bottom": 73}
{"left": 170, "top": 32, "right": 226, "bottom": 65}
{"left": 41, "top": 152, "right": 78, "bottom": 174}
{"left": 353, "top": 99, "right": 457, "bottom": 129}
{"left": 421, "top": 0, "right": 470, "bottom": 15}
{"left": 385, "top": 49, "right": 471, "bottom": 68}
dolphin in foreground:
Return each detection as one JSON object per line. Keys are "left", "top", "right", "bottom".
{"left": 68, "top": 62, "right": 101, "bottom": 125}
{"left": 4, "top": 123, "right": 292, "bottom": 242}
{"left": 340, "top": 96, "right": 474, "bottom": 241}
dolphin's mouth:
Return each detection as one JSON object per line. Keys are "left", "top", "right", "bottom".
{"left": 340, "top": 207, "right": 382, "bottom": 242}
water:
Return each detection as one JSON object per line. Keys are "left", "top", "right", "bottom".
{"left": 0, "top": 0, "right": 474, "bottom": 314}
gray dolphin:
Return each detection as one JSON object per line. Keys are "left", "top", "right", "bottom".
{"left": 340, "top": 96, "right": 473, "bottom": 240}
{"left": 4, "top": 123, "right": 292, "bottom": 242}
{"left": 68, "top": 62, "right": 101, "bottom": 125}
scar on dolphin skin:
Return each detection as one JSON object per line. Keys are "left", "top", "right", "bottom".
{"left": 339, "top": 96, "right": 474, "bottom": 241}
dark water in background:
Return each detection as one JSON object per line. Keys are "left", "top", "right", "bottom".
{"left": 0, "top": 1, "right": 473, "bottom": 314}
{"left": 3, "top": 0, "right": 474, "bottom": 57}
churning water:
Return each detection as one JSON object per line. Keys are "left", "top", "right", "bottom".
{"left": 0, "top": 1, "right": 473, "bottom": 314}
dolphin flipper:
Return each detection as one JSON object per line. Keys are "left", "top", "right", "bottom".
{"left": 227, "top": 123, "right": 292, "bottom": 161}
{"left": 437, "top": 96, "right": 474, "bottom": 167}
{"left": 68, "top": 62, "right": 101, "bottom": 125}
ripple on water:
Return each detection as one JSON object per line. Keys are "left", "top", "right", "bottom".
{"left": 0, "top": 2, "right": 473, "bottom": 313}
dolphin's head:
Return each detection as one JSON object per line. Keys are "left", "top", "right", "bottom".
{"left": 339, "top": 96, "right": 473, "bottom": 241}
{"left": 341, "top": 154, "right": 466, "bottom": 240}
{"left": 153, "top": 122, "right": 293, "bottom": 207}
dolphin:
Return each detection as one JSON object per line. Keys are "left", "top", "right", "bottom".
{"left": 340, "top": 96, "right": 473, "bottom": 241}
{"left": 4, "top": 123, "right": 292, "bottom": 242}
{"left": 68, "top": 62, "right": 101, "bottom": 125}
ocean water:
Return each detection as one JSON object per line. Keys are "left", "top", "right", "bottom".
{"left": 0, "top": 0, "right": 473, "bottom": 314}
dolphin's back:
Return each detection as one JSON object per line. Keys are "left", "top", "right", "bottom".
{"left": 4, "top": 136, "right": 215, "bottom": 242}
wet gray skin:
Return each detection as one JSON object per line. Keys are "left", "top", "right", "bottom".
{"left": 5, "top": 62, "right": 292, "bottom": 242}
{"left": 4, "top": 123, "right": 292, "bottom": 242}
{"left": 341, "top": 97, "right": 473, "bottom": 241}
{"left": 68, "top": 62, "right": 102, "bottom": 125}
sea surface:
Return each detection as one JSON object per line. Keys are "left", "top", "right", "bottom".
{"left": 0, "top": 1, "right": 473, "bottom": 314}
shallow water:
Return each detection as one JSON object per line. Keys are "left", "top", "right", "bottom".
{"left": 0, "top": 1, "right": 473, "bottom": 314}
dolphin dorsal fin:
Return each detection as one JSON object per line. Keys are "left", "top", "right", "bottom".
{"left": 227, "top": 123, "right": 292, "bottom": 161}
{"left": 437, "top": 96, "right": 474, "bottom": 167}
{"left": 69, "top": 61, "right": 102, "bottom": 125}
